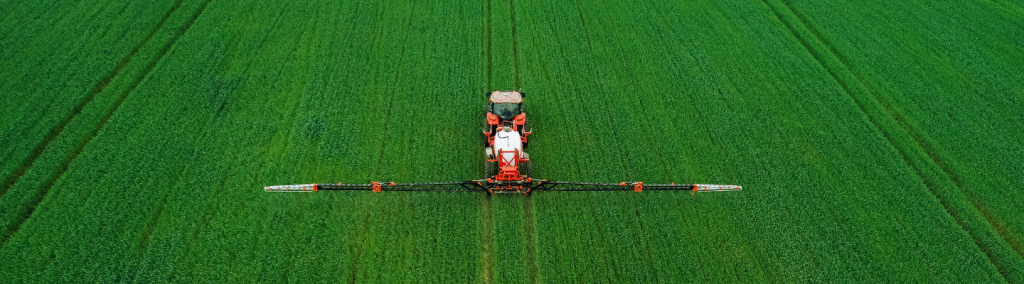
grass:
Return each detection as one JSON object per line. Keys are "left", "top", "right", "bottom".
{"left": 0, "top": 0, "right": 1022, "bottom": 282}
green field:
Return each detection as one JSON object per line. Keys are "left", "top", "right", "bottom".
{"left": 1, "top": 0, "right": 1022, "bottom": 282}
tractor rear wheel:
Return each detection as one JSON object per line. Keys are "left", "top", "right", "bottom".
{"left": 483, "top": 118, "right": 491, "bottom": 145}
{"left": 484, "top": 159, "right": 491, "bottom": 177}
{"left": 521, "top": 120, "right": 530, "bottom": 149}
{"left": 520, "top": 152, "right": 533, "bottom": 177}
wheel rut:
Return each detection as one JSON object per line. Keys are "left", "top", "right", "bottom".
{"left": 480, "top": 0, "right": 495, "bottom": 282}
{"left": 481, "top": 195, "right": 494, "bottom": 284}
{"left": 0, "top": 0, "right": 185, "bottom": 198}
{"left": 509, "top": 0, "right": 521, "bottom": 89}
{"left": 136, "top": 196, "right": 169, "bottom": 254}
{"left": 762, "top": 0, "right": 1024, "bottom": 280}
{"left": 480, "top": 0, "right": 535, "bottom": 281}
{"left": 523, "top": 196, "right": 539, "bottom": 284}
{"left": 485, "top": 0, "right": 493, "bottom": 90}
{"left": 508, "top": 0, "right": 535, "bottom": 279}
{"left": 0, "top": 0, "right": 214, "bottom": 249}
{"left": 373, "top": 0, "right": 416, "bottom": 178}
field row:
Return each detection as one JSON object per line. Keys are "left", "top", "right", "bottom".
{"left": 0, "top": 0, "right": 1021, "bottom": 282}
{"left": 779, "top": 0, "right": 1024, "bottom": 279}
{"left": 517, "top": 0, "right": 1007, "bottom": 281}
{"left": 2, "top": 0, "right": 490, "bottom": 281}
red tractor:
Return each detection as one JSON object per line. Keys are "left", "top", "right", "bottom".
{"left": 483, "top": 90, "right": 532, "bottom": 193}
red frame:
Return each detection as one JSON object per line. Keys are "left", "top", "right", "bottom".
{"left": 483, "top": 96, "right": 533, "bottom": 194}
{"left": 484, "top": 112, "right": 531, "bottom": 146}
{"left": 486, "top": 148, "right": 532, "bottom": 194}
{"left": 494, "top": 149, "right": 522, "bottom": 181}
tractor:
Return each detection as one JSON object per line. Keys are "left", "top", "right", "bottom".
{"left": 483, "top": 90, "right": 532, "bottom": 193}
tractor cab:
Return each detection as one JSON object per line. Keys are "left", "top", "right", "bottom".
{"left": 491, "top": 101, "right": 522, "bottom": 121}
{"left": 487, "top": 91, "right": 523, "bottom": 121}
{"left": 484, "top": 90, "right": 531, "bottom": 147}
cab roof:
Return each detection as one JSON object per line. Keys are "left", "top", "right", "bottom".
{"left": 489, "top": 91, "right": 522, "bottom": 103}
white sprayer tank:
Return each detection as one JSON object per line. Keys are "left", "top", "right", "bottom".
{"left": 493, "top": 128, "right": 522, "bottom": 166}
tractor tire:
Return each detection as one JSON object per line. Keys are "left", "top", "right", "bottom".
{"left": 483, "top": 118, "right": 491, "bottom": 146}
{"left": 520, "top": 152, "right": 533, "bottom": 177}
{"left": 522, "top": 120, "right": 530, "bottom": 149}
{"left": 520, "top": 160, "right": 533, "bottom": 178}
{"left": 484, "top": 159, "right": 493, "bottom": 178}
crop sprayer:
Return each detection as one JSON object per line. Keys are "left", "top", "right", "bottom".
{"left": 265, "top": 90, "right": 742, "bottom": 195}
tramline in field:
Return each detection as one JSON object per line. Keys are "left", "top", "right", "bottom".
{"left": 265, "top": 90, "right": 742, "bottom": 195}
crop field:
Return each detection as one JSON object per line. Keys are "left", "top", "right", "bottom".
{"left": 0, "top": 0, "right": 1022, "bottom": 282}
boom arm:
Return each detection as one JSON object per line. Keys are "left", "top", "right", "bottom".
{"left": 265, "top": 179, "right": 740, "bottom": 194}
{"left": 265, "top": 180, "right": 489, "bottom": 192}
{"left": 533, "top": 180, "right": 741, "bottom": 193}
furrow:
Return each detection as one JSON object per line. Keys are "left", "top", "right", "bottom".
{"left": 523, "top": 196, "right": 538, "bottom": 284}
{"left": 182, "top": 142, "right": 240, "bottom": 257}
{"left": 481, "top": 195, "right": 495, "bottom": 284}
{"left": 348, "top": 213, "right": 371, "bottom": 284}
{"left": 586, "top": 193, "right": 620, "bottom": 280}
{"left": 372, "top": 94, "right": 398, "bottom": 178}
{"left": 0, "top": 0, "right": 185, "bottom": 198}
{"left": 509, "top": 0, "right": 521, "bottom": 89}
{"left": 762, "top": 0, "right": 1024, "bottom": 280}
{"left": 775, "top": 1, "right": 960, "bottom": 185}
{"left": 373, "top": 0, "right": 416, "bottom": 178}
{"left": 508, "top": 0, "right": 532, "bottom": 280}
{"left": 993, "top": 0, "right": 1024, "bottom": 16}
{"left": 571, "top": 0, "right": 593, "bottom": 50}
{"left": 480, "top": 0, "right": 488, "bottom": 92}
{"left": 782, "top": 0, "right": 1024, "bottom": 263}
{"left": 481, "top": 1, "right": 495, "bottom": 282}
{"left": 486, "top": 0, "right": 493, "bottom": 90}
{"left": 781, "top": 0, "right": 1023, "bottom": 262}
{"left": 0, "top": 0, "right": 213, "bottom": 248}
{"left": 136, "top": 196, "right": 169, "bottom": 253}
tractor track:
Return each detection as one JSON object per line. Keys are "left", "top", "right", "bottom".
{"left": 571, "top": 0, "right": 635, "bottom": 181}
{"left": 136, "top": 196, "right": 169, "bottom": 254}
{"left": 477, "top": 0, "right": 534, "bottom": 281}
{"left": 763, "top": 0, "right": 1024, "bottom": 279}
{"left": 176, "top": 116, "right": 249, "bottom": 259}
{"left": 993, "top": 0, "right": 1024, "bottom": 16}
{"left": 480, "top": 1, "right": 495, "bottom": 282}
{"left": 523, "top": 196, "right": 539, "bottom": 284}
{"left": 0, "top": 0, "right": 185, "bottom": 199}
{"left": 0, "top": 0, "right": 65, "bottom": 44}
{"left": 373, "top": 0, "right": 416, "bottom": 179}
{"left": 572, "top": 0, "right": 594, "bottom": 51}
{"left": 480, "top": 195, "right": 495, "bottom": 284}
{"left": 507, "top": 0, "right": 536, "bottom": 281}
{"left": 349, "top": 213, "right": 371, "bottom": 284}
{"left": 184, "top": 152, "right": 236, "bottom": 254}
{"left": 509, "top": 0, "right": 521, "bottom": 89}
{"left": 0, "top": 0, "right": 216, "bottom": 249}
{"left": 479, "top": 0, "right": 486, "bottom": 92}
{"left": 586, "top": 193, "right": 620, "bottom": 281}
{"left": 485, "top": 0, "right": 493, "bottom": 90}
{"left": 0, "top": 0, "right": 103, "bottom": 81}
{"left": 177, "top": 0, "right": 313, "bottom": 261}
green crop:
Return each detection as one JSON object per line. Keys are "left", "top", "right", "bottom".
{"left": 0, "top": 0, "right": 1021, "bottom": 282}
